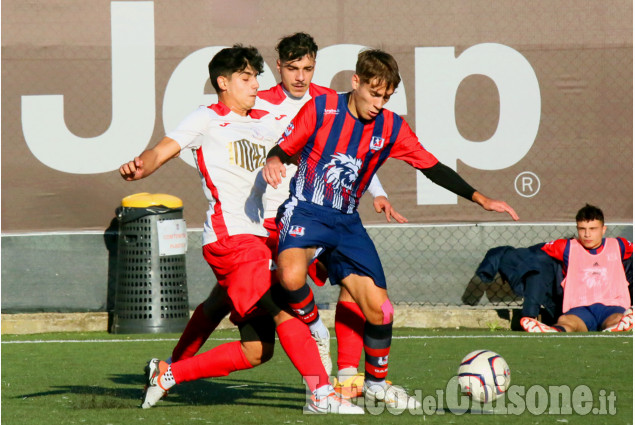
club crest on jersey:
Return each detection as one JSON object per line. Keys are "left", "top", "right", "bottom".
{"left": 323, "top": 153, "right": 362, "bottom": 190}
{"left": 289, "top": 225, "right": 305, "bottom": 237}
{"left": 370, "top": 136, "right": 385, "bottom": 151}
{"left": 284, "top": 123, "right": 294, "bottom": 137}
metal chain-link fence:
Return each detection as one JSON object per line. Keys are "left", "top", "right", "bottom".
{"left": 183, "top": 223, "right": 633, "bottom": 310}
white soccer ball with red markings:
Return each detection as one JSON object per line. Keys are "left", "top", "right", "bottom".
{"left": 457, "top": 350, "right": 511, "bottom": 403}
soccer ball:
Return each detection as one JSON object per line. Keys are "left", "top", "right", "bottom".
{"left": 457, "top": 350, "right": 510, "bottom": 403}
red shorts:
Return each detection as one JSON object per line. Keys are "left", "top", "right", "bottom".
{"left": 264, "top": 217, "right": 327, "bottom": 286}
{"left": 202, "top": 234, "right": 275, "bottom": 319}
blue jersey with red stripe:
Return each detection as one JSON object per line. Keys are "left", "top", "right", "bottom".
{"left": 278, "top": 92, "right": 438, "bottom": 213}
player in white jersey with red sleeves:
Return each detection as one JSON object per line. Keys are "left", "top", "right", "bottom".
{"left": 119, "top": 44, "right": 362, "bottom": 414}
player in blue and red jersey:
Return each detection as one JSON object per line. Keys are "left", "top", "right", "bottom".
{"left": 263, "top": 48, "right": 519, "bottom": 408}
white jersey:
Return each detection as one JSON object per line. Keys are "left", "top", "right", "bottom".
{"left": 256, "top": 83, "right": 388, "bottom": 219}
{"left": 167, "top": 102, "right": 280, "bottom": 245}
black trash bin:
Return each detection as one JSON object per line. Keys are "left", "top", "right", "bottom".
{"left": 111, "top": 193, "right": 190, "bottom": 334}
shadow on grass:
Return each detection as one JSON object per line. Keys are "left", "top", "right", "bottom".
{"left": 16, "top": 375, "right": 306, "bottom": 411}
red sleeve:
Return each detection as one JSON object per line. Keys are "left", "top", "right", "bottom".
{"left": 541, "top": 239, "right": 569, "bottom": 262}
{"left": 617, "top": 237, "right": 633, "bottom": 260}
{"left": 388, "top": 119, "right": 438, "bottom": 169}
{"left": 276, "top": 99, "right": 317, "bottom": 156}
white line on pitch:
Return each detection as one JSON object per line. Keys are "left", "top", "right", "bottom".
{"left": 2, "top": 334, "right": 631, "bottom": 344}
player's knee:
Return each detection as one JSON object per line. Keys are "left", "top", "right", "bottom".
{"left": 364, "top": 300, "right": 393, "bottom": 325}
{"left": 277, "top": 266, "right": 306, "bottom": 290}
{"left": 380, "top": 299, "right": 394, "bottom": 324}
{"left": 242, "top": 342, "right": 274, "bottom": 366}
{"left": 602, "top": 313, "right": 623, "bottom": 330}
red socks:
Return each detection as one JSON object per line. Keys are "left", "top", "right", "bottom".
{"left": 335, "top": 301, "right": 365, "bottom": 371}
{"left": 171, "top": 303, "right": 222, "bottom": 362}
{"left": 276, "top": 318, "right": 330, "bottom": 392}
{"left": 171, "top": 340, "right": 252, "bottom": 383}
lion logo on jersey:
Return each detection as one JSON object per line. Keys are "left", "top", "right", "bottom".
{"left": 323, "top": 153, "right": 362, "bottom": 190}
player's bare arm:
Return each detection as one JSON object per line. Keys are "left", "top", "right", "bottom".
{"left": 119, "top": 137, "right": 181, "bottom": 181}
{"left": 373, "top": 196, "right": 408, "bottom": 223}
{"left": 366, "top": 175, "right": 407, "bottom": 223}
{"left": 263, "top": 156, "right": 286, "bottom": 189}
{"left": 263, "top": 145, "right": 294, "bottom": 188}
{"left": 472, "top": 191, "right": 519, "bottom": 221}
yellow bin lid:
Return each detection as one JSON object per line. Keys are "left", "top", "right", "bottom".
{"left": 121, "top": 192, "right": 183, "bottom": 208}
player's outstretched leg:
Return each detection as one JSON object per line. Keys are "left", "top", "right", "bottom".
{"left": 171, "top": 300, "right": 228, "bottom": 362}
{"left": 141, "top": 359, "right": 173, "bottom": 408}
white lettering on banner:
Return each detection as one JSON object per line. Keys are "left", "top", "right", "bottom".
{"left": 21, "top": 1, "right": 156, "bottom": 174}
{"left": 162, "top": 47, "right": 277, "bottom": 167}
{"left": 314, "top": 44, "right": 407, "bottom": 115}
{"left": 19, "top": 3, "right": 543, "bottom": 207}
{"left": 414, "top": 44, "right": 541, "bottom": 204}
{"left": 514, "top": 171, "right": 541, "bottom": 197}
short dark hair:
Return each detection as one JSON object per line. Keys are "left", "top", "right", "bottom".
{"left": 356, "top": 49, "right": 401, "bottom": 91}
{"left": 575, "top": 204, "right": 604, "bottom": 224}
{"left": 208, "top": 44, "right": 264, "bottom": 92}
{"left": 276, "top": 32, "right": 318, "bottom": 63}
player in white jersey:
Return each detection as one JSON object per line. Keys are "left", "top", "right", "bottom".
{"left": 119, "top": 45, "right": 362, "bottom": 414}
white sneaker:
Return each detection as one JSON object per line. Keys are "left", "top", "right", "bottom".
{"left": 603, "top": 308, "right": 633, "bottom": 332}
{"left": 141, "top": 358, "right": 169, "bottom": 409}
{"left": 304, "top": 391, "right": 365, "bottom": 414}
{"left": 520, "top": 317, "right": 559, "bottom": 333}
{"left": 311, "top": 329, "right": 332, "bottom": 376}
{"left": 334, "top": 372, "right": 365, "bottom": 398}
{"left": 364, "top": 382, "right": 421, "bottom": 410}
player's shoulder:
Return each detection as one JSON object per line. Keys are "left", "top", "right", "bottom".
{"left": 308, "top": 83, "right": 336, "bottom": 97}
{"left": 542, "top": 238, "right": 569, "bottom": 254}
{"left": 614, "top": 236, "right": 633, "bottom": 258}
{"left": 613, "top": 236, "right": 632, "bottom": 245}
{"left": 206, "top": 102, "right": 232, "bottom": 118}
{"left": 257, "top": 84, "right": 286, "bottom": 106}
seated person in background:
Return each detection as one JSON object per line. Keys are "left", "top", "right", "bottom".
{"left": 521, "top": 204, "right": 633, "bottom": 333}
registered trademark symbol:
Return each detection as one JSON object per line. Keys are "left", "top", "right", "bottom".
{"left": 514, "top": 172, "right": 540, "bottom": 198}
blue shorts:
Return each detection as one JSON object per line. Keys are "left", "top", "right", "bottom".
{"left": 277, "top": 198, "right": 386, "bottom": 289}
{"left": 564, "top": 303, "right": 626, "bottom": 331}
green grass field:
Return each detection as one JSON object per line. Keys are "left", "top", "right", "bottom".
{"left": 2, "top": 328, "right": 632, "bottom": 425}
